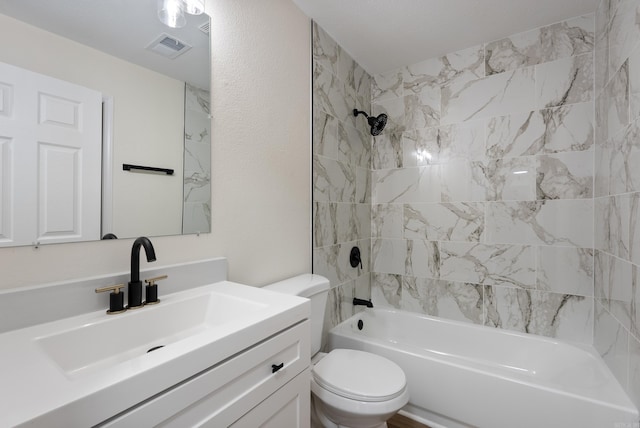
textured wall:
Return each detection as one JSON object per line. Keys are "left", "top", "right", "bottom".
{"left": 0, "top": 0, "right": 312, "bottom": 289}
{"left": 593, "top": 0, "right": 640, "bottom": 411}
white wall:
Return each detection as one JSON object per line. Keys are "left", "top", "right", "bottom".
{"left": 0, "top": 14, "right": 185, "bottom": 238}
{"left": 0, "top": 0, "right": 311, "bottom": 289}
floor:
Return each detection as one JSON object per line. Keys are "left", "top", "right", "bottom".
{"left": 388, "top": 413, "right": 431, "bottom": 428}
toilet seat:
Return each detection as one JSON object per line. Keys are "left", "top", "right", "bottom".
{"left": 312, "top": 349, "right": 406, "bottom": 402}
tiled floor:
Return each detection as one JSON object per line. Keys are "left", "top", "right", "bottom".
{"left": 388, "top": 413, "right": 431, "bottom": 428}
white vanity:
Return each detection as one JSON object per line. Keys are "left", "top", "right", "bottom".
{"left": 0, "top": 259, "right": 311, "bottom": 427}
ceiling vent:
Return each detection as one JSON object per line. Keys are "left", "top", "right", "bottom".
{"left": 146, "top": 33, "right": 192, "bottom": 59}
{"left": 198, "top": 20, "right": 210, "bottom": 35}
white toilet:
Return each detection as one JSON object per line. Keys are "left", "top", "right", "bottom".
{"left": 265, "top": 274, "right": 409, "bottom": 428}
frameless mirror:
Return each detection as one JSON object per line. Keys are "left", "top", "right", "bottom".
{"left": 0, "top": 0, "right": 211, "bottom": 247}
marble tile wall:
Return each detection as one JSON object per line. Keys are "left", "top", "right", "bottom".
{"left": 312, "top": 23, "right": 372, "bottom": 347}
{"left": 594, "top": 0, "right": 640, "bottom": 410}
{"left": 370, "top": 14, "right": 596, "bottom": 345}
{"left": 183, "top": 84, "right": 211, "bottom": 234}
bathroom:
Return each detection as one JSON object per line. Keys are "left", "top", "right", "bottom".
{"left": 0, "top": 0, "right": 639, "bottom": 426}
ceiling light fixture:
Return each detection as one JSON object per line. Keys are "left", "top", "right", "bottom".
{"left": 158, "top": 0, "right": 205, "bottom": 28}
{"left": 183, "top": 0, "right": 205, "bottom": 15}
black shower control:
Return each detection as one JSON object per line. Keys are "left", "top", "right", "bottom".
{"left": 350, "top": 246, "right": 363, "bottom": 269}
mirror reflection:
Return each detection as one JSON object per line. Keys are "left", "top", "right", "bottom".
{"left": 0, "top": 0, "right": 211, "bottom": 248}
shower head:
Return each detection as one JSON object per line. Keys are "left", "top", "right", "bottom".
{"left": 353, "top": 109, "right": 387, "bottom": 136}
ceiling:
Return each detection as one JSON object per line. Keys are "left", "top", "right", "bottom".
{"left": 292, "top": 0, "right": 600, "bottom": 75}
{"left": 0, "top": 0, "right": 210, "bottom": 89}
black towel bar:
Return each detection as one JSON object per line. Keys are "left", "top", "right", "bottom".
{"left": 123, "top": 164, "right": 174, "bottom": 175}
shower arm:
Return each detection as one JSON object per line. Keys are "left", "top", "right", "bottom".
{"left": 353, "top": 109, "right": 369, "bottom": 118}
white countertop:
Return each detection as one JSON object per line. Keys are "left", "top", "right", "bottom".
{"left": 0, "top": 281, "right": 309, "bottom": 427}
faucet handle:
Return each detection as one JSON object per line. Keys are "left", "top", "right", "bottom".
{"left": 144, "top": 275, "right": 167, "bottom": 305}
{"left": 95, "top": 283, "right": 127, "bottom": 315}
{"left": 144, "top": 275, "right": 168, "bottom": 286}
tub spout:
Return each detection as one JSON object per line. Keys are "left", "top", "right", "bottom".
{"left": 353, "top": 297, "right": 373, "bottom": 308}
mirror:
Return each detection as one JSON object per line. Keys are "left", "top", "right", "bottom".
{"left": 0, "top": 0, "right": 211, "bottom": 247}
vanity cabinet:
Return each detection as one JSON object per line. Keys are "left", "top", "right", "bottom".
{"left": 97, "top": 321, "right": 310, "bottom": 427}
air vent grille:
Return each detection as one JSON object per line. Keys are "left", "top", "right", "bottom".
{"left": 146, "top": 33, "right": 192, "bottom": 59}
{"left": 198, "top": 21, "right": 210, "bottom": 35}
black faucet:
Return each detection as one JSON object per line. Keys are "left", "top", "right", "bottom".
{"left": 353, "top": 297, "right": 373, "bottom": 308}
{"left": 128, "top": 237, "right": 156, "bottom": 308}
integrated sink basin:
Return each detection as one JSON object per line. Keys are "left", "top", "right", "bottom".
{"left": 0, "top": 280, "right": 309, "bottom": 427}
{"left": 37, "top": 290, "right": 268, "bottom": 378}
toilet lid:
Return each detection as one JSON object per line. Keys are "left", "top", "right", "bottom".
{"left": 312, "top": 349, "right": 406, "bottom": 402}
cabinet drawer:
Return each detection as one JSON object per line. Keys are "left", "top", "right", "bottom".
{"left": 98, "top": 320, "right": 310, "bottom": 427}
{"left": 230, "top": 369, "right": 310, "bottom": 428}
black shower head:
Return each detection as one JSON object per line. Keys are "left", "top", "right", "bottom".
{"left": 353, "top": 109, "right": 388, "bottom": 136}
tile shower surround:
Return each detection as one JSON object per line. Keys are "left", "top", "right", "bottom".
{"left": 313, "top": 5, "right": 640, "bottom": 410}
{"left": 369, "top": 15, "right": 596, "bottom": 344}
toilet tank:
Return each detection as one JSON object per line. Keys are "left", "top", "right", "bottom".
{"left": 263, "top": 274, "right": 329, "bottom": 356}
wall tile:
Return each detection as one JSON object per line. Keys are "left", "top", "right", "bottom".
{"left": 404, "top": 86, "right": 441, "bottom": 129}
{"left": 406, "top": 239, "right": 440, "bottom": 279}
{"left": 372, "top": 203, "right": 404, "bottom": 239}
{"left": 485, "top": 200, "right": 594, "bottom": 247}
{"left": 338, "top": 122, "right": 370, "bottom": 168}
{"left": 611, "top": 121, "right": 640, "bottom": 195}
{"left": 486, "top": 102, "right": 594, "bottom": 158}
{"left": 404, "top": 202, "right": 484, "bottom": 242}
{"left": 312, "top": 22, "right": 339, "bottom": 77}
{"left": 536, "top": 151, "right": 594, "bottom": 200}
{"left": 371, "top": 238, "right": 406, "bottom": 275}
{"left": 439, "top": 242, "right": 536, "bottom": 288}
{"left": 404, "top": 44, "right": 485, "bottom": 92}
{"left": 629, "top": 336, "right": 640, "bottom": 409}
{"left": 314, "top": 112, "right": 339, "bottom": 158}
{"left": 486, "top": 14, "right": 594, "bottom": 75}
{"left": 537, "top": 246, "right": 594, "bottom": 295}
{"left": 609, "top": 0, "right": 640, "bottom": 78}
{"left": 313, "top": 155, "right": 356, "bottom": 203}
{"left": 313, "top": 61, "right": 353, "bottom": 123}
{"left": 371, "top": 131, "right": 403, "bottom": 170}
{"left": 535, "top": 53, "right": 594, "bottom": 109}
{"left": 487, "top": 287, "right": 593, "bottom": 342}
{"left": 594, "top": 301, "right": 629, "bottom": 387}
{"left": 372, "top": 96, "right": 405, "bottom": 134}
{"left": 372, "top": 165, "right": 441, "bottom": 204}
{"left": 371, "top": 69, "right": 403, "bottom": 101}
{"left": 441, "top": 67, "right": 535, "bottom": 124}
{"left": 371, "top": 272, "right": 402, "bottom": 308}
{"left": 401, "top": 277, "right": 484, "bottom": 324}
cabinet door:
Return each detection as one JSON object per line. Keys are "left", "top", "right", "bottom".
{"left": 230, "top": 369, "right": 310, "bottom": 428}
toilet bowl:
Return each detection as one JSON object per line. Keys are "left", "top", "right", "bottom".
{"left": 263, "top": 274, "right": 410, "bottom": 428}
{"left": 310, "top": 349, "right": 409, "bottom": 428}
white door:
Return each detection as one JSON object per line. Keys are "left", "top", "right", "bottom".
{"left": 0, "top": 61, "right": 102, "bottom": 247}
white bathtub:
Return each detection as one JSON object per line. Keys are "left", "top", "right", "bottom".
{"left": 328, "top": 308, "right": 639, "bottom": 428}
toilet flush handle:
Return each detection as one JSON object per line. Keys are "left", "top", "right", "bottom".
{"left": 272, "top": 363, "right": 284, "bottom": 373}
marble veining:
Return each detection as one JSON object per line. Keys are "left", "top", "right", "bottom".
{"left": 183, "top": 84, "right": 211, "bottom": 234}
{"left": 441, "top": 67, "right": 535, "bottom": 124}
{"left": 439, "top": 242, "right": 536, "bottom": 289}
{"left": 486, "top": 200, "right": 594, "bottom": 247}
{"left": 536, "top": 151, "right": 594, "bottom": 200}
{"left": 486, "top": 287, "right": 593, "bottom": 342}
{"left": 404, "top": 202, "right": 484, "bottom": 242}
{"left": 485, "top": 14, "right": 594, "bottom": 76}
{"left": 404, "top": 45, "right": 485, "bottom": 93}
{"left": 486, "top": 102, "right": 594, "bottom": 158}
{"left": 536, "top": 53, "right": 594, "bottom": 109}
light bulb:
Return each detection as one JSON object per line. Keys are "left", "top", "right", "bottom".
{"left": 182, "top": 0, "right": 204, "bottom": 15}
{"left": 158, "top": 0, "right": 186, "bottom": 28}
